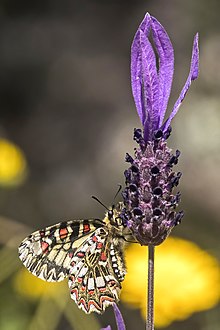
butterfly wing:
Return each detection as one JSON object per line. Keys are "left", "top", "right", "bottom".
{"left": 18, "top": 219, "right": 103, "bottom": 282}
{"left": 68, "top": 227, "right": 126, "bottom": 314}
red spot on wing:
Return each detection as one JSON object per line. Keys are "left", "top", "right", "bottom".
{"left": 92, "top": 235, "right": 98, "bottom": 242}
{"left": 88, "top": 290, "right": 95, "bottom": 295}
{"left": 78, "top": 297, "right": 89, "bottom": 312}
{"left": 100, "top": 252, "right": 107, "bottom": 261}
{"left": 96, "top": 242, "right": 103, "bottom": 249}
{"left": 59, "top": 228, "right": 68, "bottom": 239}
{"left": 83, "top": 224, "right": 90, "bottom": 233}
{"left": 100, "top": 295, "right": 115, "bottom": 303}
{"left": 41, "top": 241, "right": 49, "bottom": 253}
{"left": 87, "top": 299, "right": 102, "bottom": 312}
{"left": 71, "top": 288, "right": 78, "bottom": 300}
{"left": 79, "top": 298, "right": 89, "bottom": 312}
{"left": 76, "top": 251, "right": 85, "bottom": 258}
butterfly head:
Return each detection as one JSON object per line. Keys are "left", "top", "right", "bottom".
{"left": 107, "top": 203, "right": 124, "bottom": 227}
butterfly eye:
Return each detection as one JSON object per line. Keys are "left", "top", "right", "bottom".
{"left": 108, "top": 210, "right": 114, "bottom": 219}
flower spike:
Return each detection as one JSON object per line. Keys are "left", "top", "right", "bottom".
{"left": 121, "top": 14, "right": 199, "bottom": 246}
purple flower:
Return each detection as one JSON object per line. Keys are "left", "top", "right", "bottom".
{"left": 101, "top": 304, "right": 126, "bottom": 330}
{"left": 121, "top": 13, "right": 199, "bottom": 245}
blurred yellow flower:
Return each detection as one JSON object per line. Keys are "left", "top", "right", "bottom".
{"left": 121, "top": 237, "right": 220, "bottom": 328}
{"left": 14, "top": 267, "right": 66, "bottom": 300}
{"left": 0, "top": 138, "right": 27, "bottom": 186}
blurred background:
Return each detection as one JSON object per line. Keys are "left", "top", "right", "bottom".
{"left": 0, "top": 0, "right": 219, "bottom": 329}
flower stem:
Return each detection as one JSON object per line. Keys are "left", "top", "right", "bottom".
{"left": 147, "top": 245, "right": 155, "bottom": 330}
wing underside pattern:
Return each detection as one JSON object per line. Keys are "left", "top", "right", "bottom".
{"left": 18, "top": 219, "right": 103, "bottom": 282}
{"left": 18, "top": 205, "right": 128, "bottom": 313}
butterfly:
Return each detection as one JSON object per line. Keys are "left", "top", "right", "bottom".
{"left": 18, "top": 202, "right": 132, "bottom": 314}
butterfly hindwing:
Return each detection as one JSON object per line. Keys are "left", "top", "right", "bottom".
{"left": 18, "top": 219, "right": 103, "bottom": 282}
{"left": 68, "top": 227, "right": 126, "bottom": 313}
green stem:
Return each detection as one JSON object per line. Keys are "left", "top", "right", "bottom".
{"left": 146, "top": 245, "right": 155, "bottom": 330}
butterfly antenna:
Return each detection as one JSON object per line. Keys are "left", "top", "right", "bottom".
{"left": 91, "top": 196, "right": 109, "bottom": 211}
{"left": 113, "top": 184, "right": 122, "bottom": 202}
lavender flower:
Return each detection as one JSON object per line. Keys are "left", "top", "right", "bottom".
{"left": 121, "top": 13, "right": 199, "bottom": 245}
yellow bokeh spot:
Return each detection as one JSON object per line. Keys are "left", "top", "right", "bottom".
{"left": 14, "top": 267, "right": 66, "bottom": 301}
{"left": 0, "top": 138, "right": 27, "bottom": 186}
{"left": 121, "top": 237, "right": 220, "bottom": 328}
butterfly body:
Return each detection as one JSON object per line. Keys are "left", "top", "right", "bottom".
{"left": 18, "top": 202, "right": 130, "bottom": 313}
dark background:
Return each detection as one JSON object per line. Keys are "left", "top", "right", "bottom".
{"left": 0, "top": 0, "right": 219, "bottom": 329}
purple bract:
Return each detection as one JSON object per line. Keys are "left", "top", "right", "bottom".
{"left": 131, "top": 13, "right": 199, "bottom": 141}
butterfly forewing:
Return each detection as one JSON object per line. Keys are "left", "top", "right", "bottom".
{"left": 18, "top": 203, "right": 129, "bottom": 313}
{"left": 18, "top": 219, "right": 103, "bottom": 282}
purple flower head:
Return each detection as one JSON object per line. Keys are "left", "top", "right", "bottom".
{"left": 131, "top": 12, "right": 199, "bottom": 141}
{"left": 121, "top": 14, "right": 199, "bottom": 246}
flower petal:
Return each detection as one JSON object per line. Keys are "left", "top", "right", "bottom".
{"left": 150, "top": 16, "right": 174, "bottom": 127}
{"left": 113, "top": 303, "right": 126, "bottom": 330}
{"left": 131, "top": 13, "right": 151, "bottom": 125}
{"left": 139, "top": 29, "right": 160, "bottom": 140}
{"left": 163, "top": 33, "right": 199, "bottom": 132}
